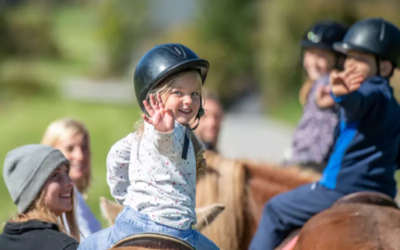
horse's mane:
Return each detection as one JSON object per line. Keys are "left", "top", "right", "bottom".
{"left": 196, "top": 151, "right": 247, "bottom": 250}
{"left": 196, "top": 151, "right": 321, "bottom": 250}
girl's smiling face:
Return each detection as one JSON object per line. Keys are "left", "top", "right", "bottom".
{"left": 162, "top": 71, "right": 202, "bottom": 125}
{"left": 42, "top": 164, "right": 74, "bottom": 216}
{"left": 303, "top": 48, "right": 336, "bottom": 81}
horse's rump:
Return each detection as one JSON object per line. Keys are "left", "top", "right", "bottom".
{"left": 294, "top": 204, "right": 400, "bottom": 250}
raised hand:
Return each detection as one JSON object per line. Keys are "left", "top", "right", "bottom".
{"left": 315, "top": 85, "right": 335, "bottom": 109}
{"left": 330, "top": 66, "right": 364, "bottom": 97}
{"left": 142, "top": 94, "right": 175, "bottom": 133}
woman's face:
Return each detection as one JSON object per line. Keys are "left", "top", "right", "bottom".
{"left": 43, "top": 164, "right": 74, "bottom": 216}
{"left": 54, "top": 133, "right": 91, "bottom": 192}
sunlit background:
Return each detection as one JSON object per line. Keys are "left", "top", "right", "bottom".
{"left": 1, "top": 0, "right": 400, "bottom": 227}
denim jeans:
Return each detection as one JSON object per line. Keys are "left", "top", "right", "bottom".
{"left": 77, "top": 206, "right": 219, "bottom": 250}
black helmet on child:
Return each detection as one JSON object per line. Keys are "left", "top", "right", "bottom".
{"left": 301, "top": 21, "right": 348, "bottom": 52}
{"left": 334, "top": 18, "right": 400, "bottom": 67}
{"left": 134, "top": 43, "right": 209, "bottom": 116}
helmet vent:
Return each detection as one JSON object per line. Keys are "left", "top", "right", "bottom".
{"left": 379, "top": 20, "right": 385, "bottom": 41}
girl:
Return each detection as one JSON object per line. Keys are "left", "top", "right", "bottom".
{"left": 0, "top": 144, "right": 80, "bottom": 250}
{"left": 285, "top": 21, "right": 348, "bottom": 172}
{"left": 79, "top": 43, "right": 218, "bottom": 250}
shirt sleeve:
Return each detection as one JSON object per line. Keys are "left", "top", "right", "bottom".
{"left": 142, "top": 121, "right": 185, "bottom": 157}
{"left": 106, "top": 133, "right": 134, "bottom": 204}
{"left": 331, "top": 80, "right": 380, "bottom": 121}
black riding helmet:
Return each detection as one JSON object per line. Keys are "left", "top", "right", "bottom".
{"left": 334, "top": 18, "right": 400, "bottom": 70}
{"left": 301, "top": 21, "right": 348, "bottom": 52}
{"left": 301, "top": 21, "right": 348, "bottom": 69}
{"left": 134, "top": 43, "right": 210, "bottom": 122}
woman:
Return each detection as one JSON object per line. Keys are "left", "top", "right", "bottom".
{"left": 42, "top": 118, "right": 102, "bottom": 239}
{"left": 0, "top": 144, "right": 80, "bottom": 250}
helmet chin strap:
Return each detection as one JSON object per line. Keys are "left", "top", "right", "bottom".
{"left": 185, "top": 95, "right": 204, "bottom": 131}
{"left": 181, "top": 107, "right": 204, "bottom": 160}
{"left": 186, "top": 107, "right": 204, "bottom": 131}
{"left": 375, "top": 56, "right": 381, "bottom": 77}
{"left": 181, "top": 96, "right": 204, "bottom": 159}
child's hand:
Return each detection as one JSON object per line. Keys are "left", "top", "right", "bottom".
{"left": 330, "top": 66, "right": 364, "bottom": 97}
{"left": 315, "top": 85, "right": 335, "bottom": 109}
{"left": 143, "top": 94, "right": 175, "bottom": 133}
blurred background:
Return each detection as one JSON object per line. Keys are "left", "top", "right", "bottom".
{"left": 1, "top": 0, "right": 400, "bottom": 228}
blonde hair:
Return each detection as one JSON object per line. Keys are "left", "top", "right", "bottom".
{"left": 299, "top": 78, "right": 314, "bottom": 106}
{"left": 136, "top": 70, "right": 206, "bottom": 181}
{"left": 41, "top": 118, "right": 91, "bottom": 195}
{"left": 10, "top": 190, "right": 80, "bottom": 242}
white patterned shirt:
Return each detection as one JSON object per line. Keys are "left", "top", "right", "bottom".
{"left": 107, "top": 121, "right": 197, "bottom": 230}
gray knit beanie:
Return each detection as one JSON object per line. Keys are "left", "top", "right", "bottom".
{"left": 3, "top": 144, "right": 70, "bottom": 213}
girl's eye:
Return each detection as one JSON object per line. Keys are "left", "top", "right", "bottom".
{"left": 191, "top": 92, "right": 199, "bottom": 96}
{"left": 52, "top": 173, "right": 60, "bottom": 179}
{"left": 173, "top": 91, "right": 182, "bottom": 95}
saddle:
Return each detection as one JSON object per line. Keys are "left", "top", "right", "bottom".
{"left": 276, "top": 191, "right": 399, "bottom": 250}
{"left": 110, "top": 233, "right": 196, "bottom": 250}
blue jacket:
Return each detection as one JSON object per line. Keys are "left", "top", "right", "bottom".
{"left": 319, "top": 76, "right": 400, "bottom": 198}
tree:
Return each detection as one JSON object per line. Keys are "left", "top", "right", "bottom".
{"left": 196, "top": 0, "right": 259, "bottom": 108}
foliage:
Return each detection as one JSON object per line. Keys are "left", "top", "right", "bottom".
{"left": 195, "top": 0, "right": 259, "bottom": 108}
{"left": 95, "top": 0, "right": 150, "bottom": 77}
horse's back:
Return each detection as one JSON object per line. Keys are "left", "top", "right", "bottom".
{"left": 294, "top": 204, "right": 400, "bottom": 250}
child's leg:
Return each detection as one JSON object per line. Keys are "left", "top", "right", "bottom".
{"left": 77, "top": 226, "right": 114, "bottom": 250}
{"left": 249, "top": 183, "right": 344, "bottom": 250}
{"left": 191, "top": 230, "right": 220, "bottom": 250}
{"left": 109, "top": 206, "right": 219, "bottom": 250}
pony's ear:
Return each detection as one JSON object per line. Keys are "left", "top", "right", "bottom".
{"left": 194, "top": 203, "right": 225, "bottom": 231}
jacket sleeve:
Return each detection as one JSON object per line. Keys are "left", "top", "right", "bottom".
{"left": 142, "top": 121, "right": 185, "bottom": 157}
{"left": 331, "top": 80, "right": 380, "bottom": 121}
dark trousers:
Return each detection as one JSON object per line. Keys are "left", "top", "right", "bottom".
{"left": 249, "top": 183, "right": 345, "bottom": 250}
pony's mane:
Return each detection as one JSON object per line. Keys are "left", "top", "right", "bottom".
{"left": 196, "top": 151, "right": 247, "bottom": 250}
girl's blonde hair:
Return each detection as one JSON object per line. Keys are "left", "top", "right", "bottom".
{"left": 41, "top": 118, "right": 91, "bottom": 195}
{"left": 10, "top": 189, "right": 80, "bottom": 242}
{"left": 299, "top": 78, "right": 314, "bottom": 106}
{"left": 136, "top": 70, "right": 206, "bottom": 181}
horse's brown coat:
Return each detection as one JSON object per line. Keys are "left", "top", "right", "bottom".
{"left": 294, "top": 204, "right": 400, "bottom": 250}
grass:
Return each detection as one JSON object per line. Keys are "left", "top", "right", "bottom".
{"left": 0, "top": 97, "right": 141, "bottom": 227}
